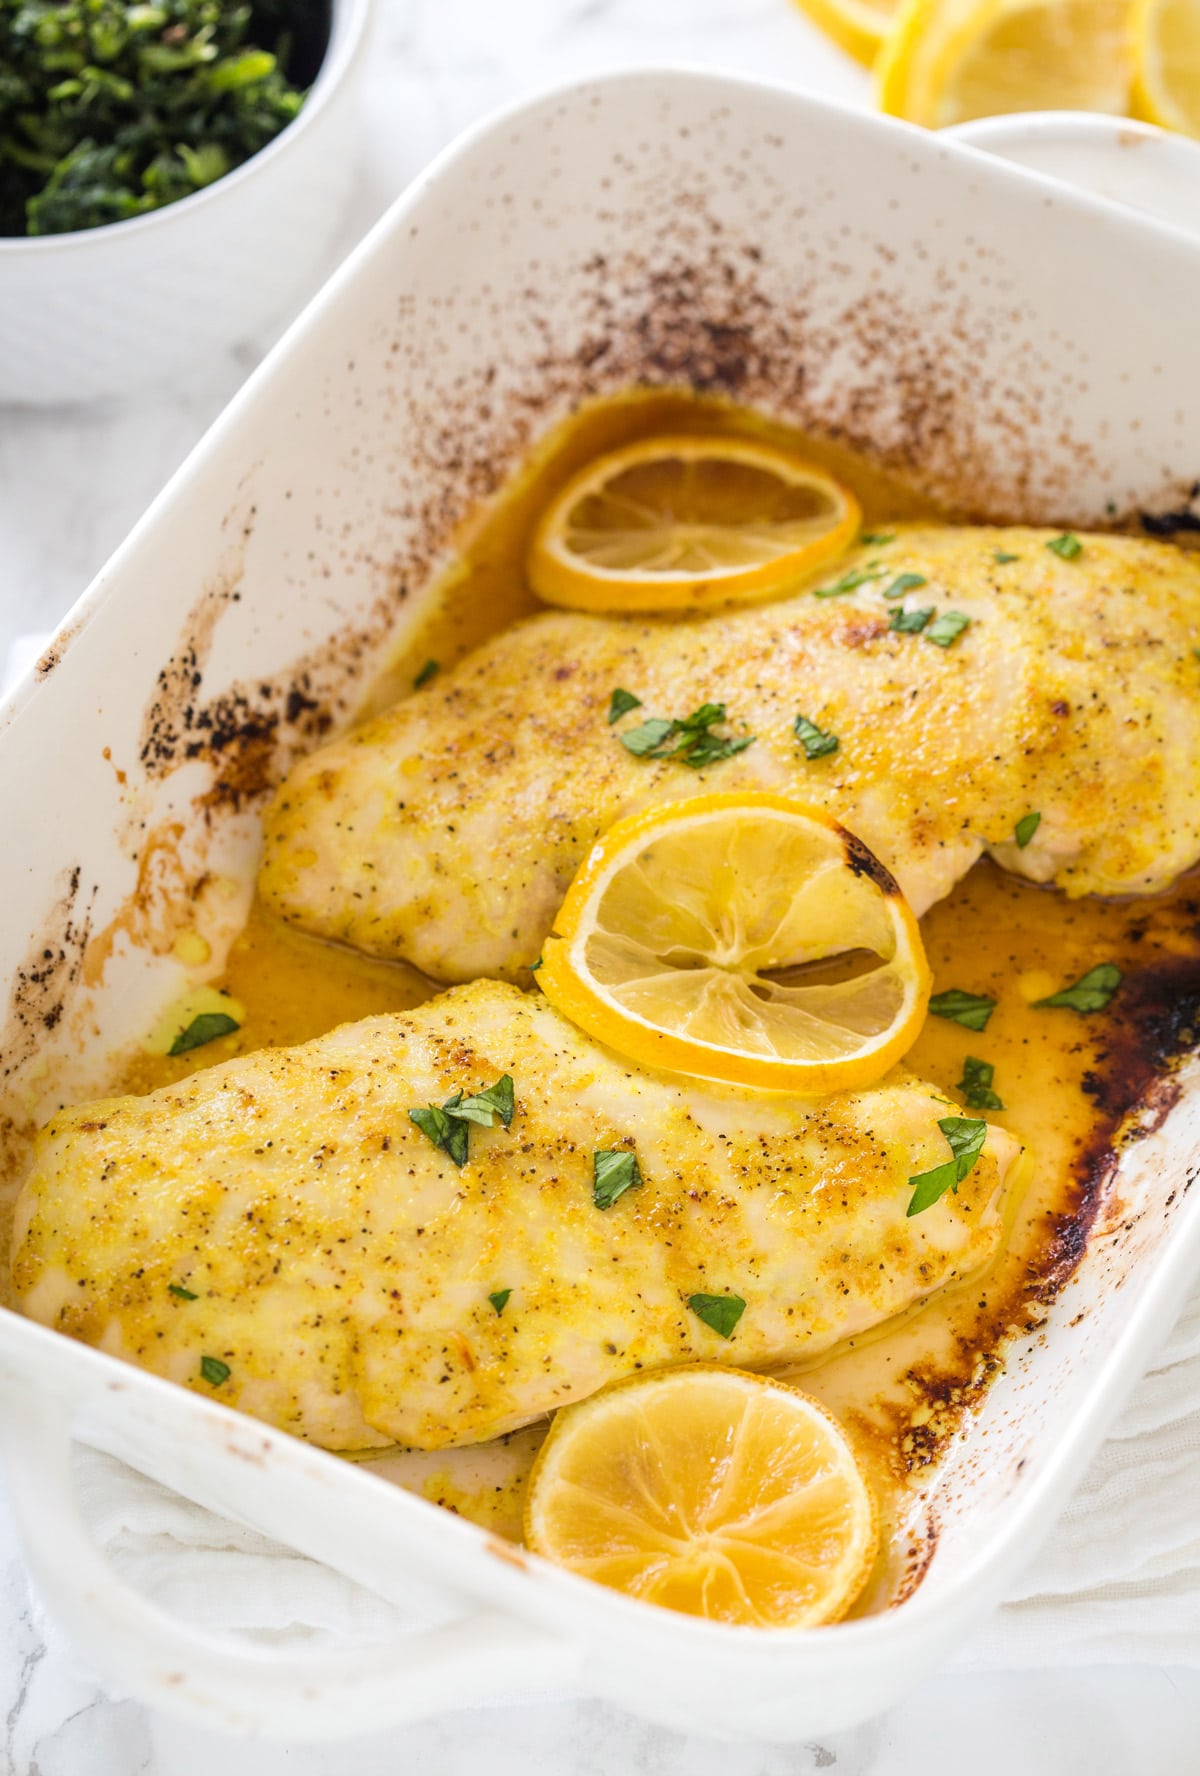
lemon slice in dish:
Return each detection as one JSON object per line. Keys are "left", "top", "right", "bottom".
{"left": 877, "top": 0, "right": 1134, "bottom": 127}
{"left": 792, "top": 0, "right": 904, "bottom": 65}
{"left": 1132, "top": 0, "right": 1200, "bottom": 134}
{"left": 537, "top": 793, "right": 931, "bottom": 1095}
{"left": 526, "top": 436, "right": 860, "bottom": 613}
{"left": 525, "top": 1365, "right": 879, "bottom": 1627}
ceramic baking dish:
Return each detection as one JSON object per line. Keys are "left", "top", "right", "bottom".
{"left": 1, "top": 70, "right": 1200, "bottom": 1745}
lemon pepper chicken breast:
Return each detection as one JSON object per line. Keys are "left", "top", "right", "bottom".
{"left": 258, "top": 527, "right": 1200, "bottom": 983}
{"left": 11, "top": 981, "right": 1018, "bottom": 1452}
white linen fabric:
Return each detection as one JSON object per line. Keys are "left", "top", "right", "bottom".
{"left": 8, "top": 630, "right": 1199, "bottom": 1674}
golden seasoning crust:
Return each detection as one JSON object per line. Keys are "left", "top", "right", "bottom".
{"left": 11, "top": 981, "right": 1017, "bottom": 1453}
{"left": 257, "top": 527, "right": 1200, "bottom": 982}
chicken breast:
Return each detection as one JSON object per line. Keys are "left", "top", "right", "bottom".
{"left": 259, "top": 527, "right": 1200, "bottom": 983}
{"left": 12, "top": 981, "right": 1017, "bottom": 1452}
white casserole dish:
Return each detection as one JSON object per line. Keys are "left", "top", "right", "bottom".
{"left": 2, "top": 69, "right": 1200, "bottom": 1743}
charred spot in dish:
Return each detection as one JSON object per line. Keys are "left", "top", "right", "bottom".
{"left": 837, "top": 827, "right": 900, "bottom": 897}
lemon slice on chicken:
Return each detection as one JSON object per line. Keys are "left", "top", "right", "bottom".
{"left": 527, "top": 436, "right": 860, "bottom": 613}
{"left": 525, "top": 1365, "right": 879, "bottom": 1627}
{"left": 537, "top": 793, "right": 931, "bottom": 1094}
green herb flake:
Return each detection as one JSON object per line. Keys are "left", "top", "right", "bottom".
{"left": 488, "top": 1289, "right": 512, "bottom": 1315}
{"left": 793, "top": 713, "right": 839, "bottom": 760}
{"left": 812, "top": 564, "right": 887, "bottom": 598}
{"left": 200, "top": 1355, "right": 231, "bottom": 1387}
{"left": 409, "top": 1103, "right": 470, "bottom": 1168}
{"left": 859, "top": 531, "right": 895, "bottom": 546}
{"left": 993, "top": 550, "right": 1020, "bottom": 565}
{"left": 687, "top": 1292, "right": 746, "bottom": 1339}
{"left": 929, "top": 988, "right": 996, "bottom": 1032}
{"left": 883, "top": 572, "right": 928, "bottom": 600}
{"left": 1046, "top": 533, "right": 1083, "bottom": 561}
{"left": 1033, "top": 963, "right": 1122, "bottom": 1014}
{"left": 957, "top": 1056, "right": 1004, "bottom": 1112}
{"left": 168, "top": 1282, "right": 198, "bottom": 1301}
{"left": 1014, "top": 811, "right": 1041, "bottom": 849}
{"left": 620, "top": 717, "right": 677, "bottom": 756}
{"left": 529, "top": 957, "right": 543, "bottom": 973}
{"left": 452, "top": 1073, "right": 516, "bottom": 1129}
{"left": 889, "top": 605, "right": 934, "bottom": 634}
{"left": 593, "top": 1149, "right": 643, "bottom": 1210}
{"left": 413, "top": 659, "right": 439, "bottom": 689}
{"left": 607, "top": 687, "right": 642, "bottom": 724}
{"left": 168, "top": 1012, "right": 239, "bottom": 1056}
{"left": 409, "top": 1073, "right": 517, "bottom": 1166}
{"left": 906, "top": 1116, "right": 988, "bottom": 1217}
{"left": 925, "top": 611, "right": 971, "bottom": 649}
{"left": 619, "top": 703, "right": 754, "bottom": 770}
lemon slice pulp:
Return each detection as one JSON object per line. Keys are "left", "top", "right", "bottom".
{"left": 791, "top": 0, "right": 904, "bottom": 64}
{"left": 537, "top": 793, "right": 931, "bottom": 1095}
{"left": 527, "top": 436, "right": 860, "bottom": 613}
{"left": 1133, "top": 0, "right": 1200, "bottom": 134}
{"left": 525, "top": 1365, "right": 879, "bottom": 1628}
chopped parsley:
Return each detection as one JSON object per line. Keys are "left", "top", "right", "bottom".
{"left": 993, "top": 550, "right": 1020, "bottom": 565}
{"left": 925, "top": 611, "right": 971, "bottom": 648}
{"left": 883, "top": 572, "right": 928, "bottom": 600}
{"left": 413, "top": 659, "right": 439, "bottom": 689}
{"left": 688, "top": 1292, "right": 746, "bottom": 1339}
{"left": 169, "top": 1011, "right": 239, "bottom": 1056}
{"left": 859, "top": 531, "right": 895, "bottom": 546}
{"left": 1014, "top": 811, "right": 1041, "bottom": 849}
{"left": 794, "top": 713, "right": 839, "bottom": 759}
{"left": 168, "top": 1282, "right": 198, "bottom": 1301}
{"left": 812, "top": 564, "right": 887, "bottom": 598}
{"left": 200, "top": 1355, "right": 231, "bottom": 1387}
{"left": 608, "top": 687, "right": 642, "bottom": 724}
{"left": 906, "top": 1116, "right": 988, "bottom": 1218}
{"left": 929, "top": 988, "right": 996, "bottom": 1032}
{"left": 957, "top": 1056, "right": 1004, "bottom": 1112}
{"left": 889, "top": 605, "right": 934, "bottom": 634}
{"left": 593, "top": 1149, "right": 643, "bottom": 1210}
{"left": 1033, "top": 964, "right": 1122, "bottom": 1014}
{"left": 409, "top": 1073, "right": 516, "bottom": 1167}
{"left": 488, "top": 1289, "right": 512, "bottom": 1315}
{"left": 619, "top": 702, "right": 754, "bottom": 770}
{"left": 1046, "top": 533, "right": 1083, "bottom": 561}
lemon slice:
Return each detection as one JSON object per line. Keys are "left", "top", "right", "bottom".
{"left": 537, "top": 793, "right": 931, "bottom": 1094}
{"left": 792, "top": 0, "right": 904, "bottom": 64}
{"left": 877, "top": 0, "right": 1134, "bottom": 127}
{"left": 1133, "top": 0, "right": 1200, "bottom": 134}
{"left": 527, "top": 436, "right": 860, "bottom": 613}
{"left": 525, "top": 1365, "right": 879, "bottom": 1627}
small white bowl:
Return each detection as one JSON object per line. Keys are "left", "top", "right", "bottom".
{"left": 0, "top": 0, "right": 371, "bottom": 406}
{"left": 948, "top": 112, "right": 1200, "bottom": 242}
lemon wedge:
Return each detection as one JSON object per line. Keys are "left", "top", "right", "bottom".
{"left": 1133, "top": 0, "right": 1200, "bottom": 134}
{"left": 877, "top": 0, "right": 1134, "bottom": 127}
{"left": 527, "top": 436, "right": 860, "bottom": 614}
{"left": 537, "top": 793, "right": 931, "bottom": 1095}
{"left": 525, "top": 1365, "right": 879, "bottom": 1627}
{"left": 791, "top": 0, "right": 905, "bottom": 64}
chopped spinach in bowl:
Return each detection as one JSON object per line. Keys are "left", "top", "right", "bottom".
{"left": 0, "top": 0, "right": 324, "bottom": 237}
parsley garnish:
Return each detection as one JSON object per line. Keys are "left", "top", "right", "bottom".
{"left": 883, "top": 572, "right": 928, "bottom": 600}
{"left": 200, "top": 1356, "right": 230, "bottom": 1387}
{"left": 957, "top": 1056, "right": 1004, "bottom": 1112}
{"left": 906, "top": 1117, "right": 988, "bottom": 1217}
{"left": 488, "top": 1289, "right": 512, "bottom": 1315}
{"left": 413, "top": 659, "right": 439, "bottom": 689}
{"left": 688, "top": 1293, "right": 746, "bottom": 1338}
{"left": 1033, "top": 964, "right": 1122, "bottom": 1014}
{"left": 593, "top": 1149, "right": 643, "bottom": 1210}
{"left": 812, "top": 564, "right": 887, "bottom": 598}
{"left": 889, "top": 606, "right": 934, "bottom": 634}
{"left": 620, "top": 703, "right": 754, "bottom": 769}
{"left": 1047, "top": 533, "right": 1082, "bottom": 560}
{"left": 409, "top": 1073, "right": 516, "bottom": 1167}
{"left": 608, "top": 687, "right": 642, "bottom": 724}
{"left": 169, "top": 1012, "right": 239, "bottom": 1056}
{"left": 794, "top": 713, "right": 839, "bottom": 759}
{"left": 859, "top": 531, "right": 895, "bottom": 546}
{"left": 1014, "top": 811, "right": 1041, "bottom": 849}
{"left": 925, "top": 611, "right": 971, "bottom": 648}
{"left": 993, "top": 550, "right": 1019, "bottom": 565}
{"left": 929, "top": 989, "right": 996, "bottom": 1032}
{"left": 168, "top": 1282, "right": 198, "bottom": 1301}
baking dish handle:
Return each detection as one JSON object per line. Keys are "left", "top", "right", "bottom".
{"left": 0, "top": 1392, "right": 579, "bottom": 1740}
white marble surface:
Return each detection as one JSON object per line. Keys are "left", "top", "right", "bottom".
{"left": 1, "top": 1, "right": 1199, "bottom": 1770}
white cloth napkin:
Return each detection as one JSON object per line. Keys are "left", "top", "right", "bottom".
{"left": 8, "top": 631, "right": 1199, "bottom": 1675}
